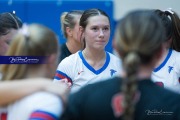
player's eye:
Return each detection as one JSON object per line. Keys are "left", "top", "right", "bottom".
{"left": 92, "top": 27, "right": 98, "bottom": 31}
{"left": 103, "top": 27, "right": 109, "bottom": 31}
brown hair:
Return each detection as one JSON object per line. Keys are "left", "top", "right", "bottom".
{"left": 0, "top": 12, "right": 22, "bottom": 36}
{"left": 154, "top": 9, "right": 180, "bottom": 51}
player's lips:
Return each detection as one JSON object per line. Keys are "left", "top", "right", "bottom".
{"left": 95, "top": 40, "right": 106, "bottom": 43}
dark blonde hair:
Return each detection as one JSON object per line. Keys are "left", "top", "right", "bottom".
{"left": 115, "top": 10, "right": 165, "bottom": 120}
{"left": 1, "top": 24, "right": 58, "bottom": 80}
{"left": 61, "top": 10, "right": 83, "bottom": 38}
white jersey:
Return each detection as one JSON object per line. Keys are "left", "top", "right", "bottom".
{"left": 7, "top": 92, "right": 63, "bottom": 120}
{"left": 54, "top": 51, "right": 122, "bottom": 92}
{"left": 151, "top": 49, "right": 180, "bottom": 93}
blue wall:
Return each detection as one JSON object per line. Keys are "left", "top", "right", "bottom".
{"left": 0, "top": 0, "right": 114, "bottom": 52}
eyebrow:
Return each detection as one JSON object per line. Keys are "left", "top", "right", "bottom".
{"left": 104, "top": 25, "right": 110, "bottom": 27}
{"left": 91, "top": 25, "right": 110, "bottom": 27}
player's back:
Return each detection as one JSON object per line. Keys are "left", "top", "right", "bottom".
{"left": 61, "top": 77, "right": 180, "bottom": 120}
{"left": 7, "top": 91, "right": 63, "bottom": 120}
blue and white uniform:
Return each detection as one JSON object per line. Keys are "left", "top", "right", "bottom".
{"left": 151, "top": 49, "right": 180, "bottom": 93}
{"left": 54, "top": 51, "right": 122, "bottom": 92}
{"left": 7, "top": 92, "right": 63, "bottom": 120}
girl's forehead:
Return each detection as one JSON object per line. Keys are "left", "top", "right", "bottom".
{"left": 87, "top": 15, "right": 110, "bottom": 26}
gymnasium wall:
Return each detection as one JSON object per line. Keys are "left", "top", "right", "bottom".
{"left": 1, "top": 0, "right": 178, "bottom": 52}
{"left": 0, "top": 0, "right": 114, "bottom": 52}
{"left": 114, "top": 0, "right": 180, "bottom": 20}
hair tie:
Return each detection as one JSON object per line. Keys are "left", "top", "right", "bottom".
{"left": 19, "top": 23, "right": 30, "bottom": 39}
{"left": 12, "top": 10, "right": 16, "bottom": 14}
{"left": 164, "top": 8, "right": 174, "bottom": 15}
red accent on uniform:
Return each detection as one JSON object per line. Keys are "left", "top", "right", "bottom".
{"left": 55, "top": 73, "right": 72, "bottom": 84}
{"left": 155, "top": 82, "right": 164, "bottom": 87}
{"left": 30, "top": 112, "right": 54, "bottom": 120}
{"left": 0, "top": 113, "right": 7, "bottom": 120}
{"left": 78, "top": 71, "right": 84, "bottom": 75}
{"left": 111, "top": 93, "right": 124, "bottom": 117}
{"left": 112, "top": 92, "right": 140, "bottom": 118}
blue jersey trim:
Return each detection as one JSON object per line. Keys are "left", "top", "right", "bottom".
{"left": 79, "top": 51, "right": 110, "bottom": 75}
{"left": 153, "top": 49, "right": 172, "bottom": 72}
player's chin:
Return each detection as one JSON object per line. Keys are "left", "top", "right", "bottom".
{"left": 95, "top": 41, "right": 107, "bottom": 46}
{"left": 94, "top": 45, "right": 106, "bottom": 50}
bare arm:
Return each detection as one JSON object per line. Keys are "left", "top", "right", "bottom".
{"left": 0, "top": 78, "right": 69, "bottom": 107}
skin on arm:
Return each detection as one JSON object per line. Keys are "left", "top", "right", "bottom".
{"left": 0, "top": 78, "right": 70, "bottom": 107}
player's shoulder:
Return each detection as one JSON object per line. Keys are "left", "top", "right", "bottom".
{"left": 20, "top": 92, "right": 62, "bottom": 114}
{"left": 172, "top": 49, "right": 180, "bottom": 56}
{"left": 59, "top": 51, "right": 80, "bottom": 65}
{"left": 107, "top": 52, "right": 122, "bottom": 69}
{"left": 171, "top": 49, "right": 180, "bottom": 61}
{"left": 107, "top": 52, "right": 121, "bottom": 61}
{"left": 8, "top": 91, "right": 63, "bottom": 120}
{"left": 158, "top": 86, "right": 180, "bottom": 104}
{"left": 18, "top": 92, "right": 61, "bottom": 106}
{"left": 62, "top": 51, "right": 79, "bottom": 61}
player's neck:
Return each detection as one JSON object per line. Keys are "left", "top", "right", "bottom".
{"left": 137, "top": 64, "right": 154, "bottom": 80}
{"left": 83, "top": 49, "right": 106, "bottom": 70}
{"left": 83, "top": 48, "right": 106, "bottom": 60}
{"left": 25, "top": 66, "right": 48, "bottom": 79}
{"left": 66, "top": 39, "right": 81, "bottom": 54}
{"left": 155, "top": 48, "right": 169, "bottom": 68}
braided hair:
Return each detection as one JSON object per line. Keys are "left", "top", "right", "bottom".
{"left": 114, "top": 10, "right": 165, "bottom": 120}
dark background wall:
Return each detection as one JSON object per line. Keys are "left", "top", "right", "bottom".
{"left": 0, "top": 0, "right": 115, "bottom": 53}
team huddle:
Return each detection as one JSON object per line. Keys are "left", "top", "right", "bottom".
{"left": 0, "top": 7, "right": 180, "bottom": 120}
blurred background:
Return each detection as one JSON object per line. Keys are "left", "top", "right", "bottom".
{"left": 0, "top": 0, "right": 179, "bottom": 53}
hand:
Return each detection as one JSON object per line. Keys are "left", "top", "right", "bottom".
{"left": 44, "top": 79, "right": 71, "bottom": 104}
{"left": 54, "top": 78, "right": 72, "bottom": 88}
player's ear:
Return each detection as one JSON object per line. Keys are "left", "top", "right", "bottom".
{"left": 66, "top": 27, "right": 73, "bottom": 37}
{"left": 79, "top": 26, "right": 84, "bottom": 37}
{"left": 78, "top": 26, "right": 85, "bottom": 49}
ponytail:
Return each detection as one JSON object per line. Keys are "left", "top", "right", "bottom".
{"left": 1, "top": 30, "right": 29, "bottom": 80}
{"left": 122, "top": 52, "right": 140, "bottom": 120}
{"left": 60, "top": 12, "right": 68, "bottom": 38}
{"left": 155, "top": 9, "right": 180, "bottom": 51}
{"left": 168, "top": 12, "right": 180, "bottom": 51}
